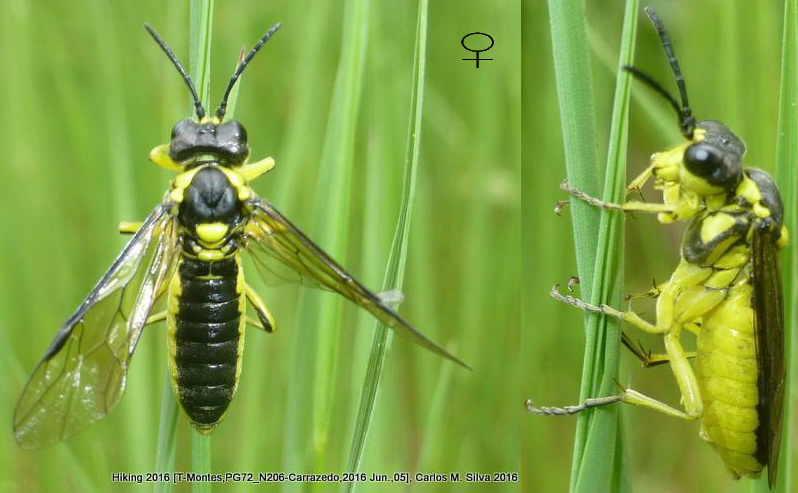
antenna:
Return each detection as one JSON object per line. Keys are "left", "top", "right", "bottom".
{"left": 145, "top": 24, "right": 206, "bottom": 120}
{"left": 624, "top": 7, "right": 696, "bottom": 139}
{"left": 215, "top": 23, "right": 282, "bottom": 120}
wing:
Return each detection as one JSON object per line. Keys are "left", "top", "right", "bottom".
{"left": 751, "top": 227, "right": 785, "bottom": 488}
{"left": 243, "top": 198, "right": 469, "bottom": 369}
{"left": 13, "top": 201, "right": 179, "bottom": 449}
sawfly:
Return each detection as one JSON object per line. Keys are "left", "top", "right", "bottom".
{"left": 13, "top": 22, "right": 467, "bottom": 449}
{"left": 527, "top": 7, "right": 786, "bottom": 487}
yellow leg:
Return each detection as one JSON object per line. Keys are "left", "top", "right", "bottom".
{"left": 620, "top": 332, "right": 696, "bottom": 367}
{"left": 527, "top": 388, "right": 696, "bottom": 421}
{"left": 561, "top": 181, "right": 675, "bottom": 214}
{"left": 149, "top": 143, "right": 183, "bottom": 171}
{"left": 119, "top": 221, "right": 143, "bottom": 234}
{"left": 240, "top": 157, "right": 276, "bottom": 182}
{"left": 550, "top": 285, "right": 662, "bottom": 333}
{"left": 146, "top": 311, "right": 167, "bottom": 326}
{"left": 246, "top": 316, "right": 267, "bottom": 331}
{"left": 551, "top": 283, "right": 704, "bottom": 419}
{"left": 626, "top": 164, "right": 655, "bottom": 193}
{"left": 528, "top": 384, "right": 702, "bottom": 420}
{"left": 245, "top": 283, "right": 276, "bottom": 333}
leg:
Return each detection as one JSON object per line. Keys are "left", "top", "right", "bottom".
{"left": 621, "top": 332, "right": 696, "bottom": 367}
{"left": 550, "top": 282, "right": 704, "bottom": 419}
{"left": 119, "top": 221, "right": 143, "bottom": 234}
{"left": 527, "top": 387, "right": 697, "bottom": 421}
{"left": 245, "top": 283, "right": 276, "bottom": 333}
{"left": 145, "top": 311, "right": 167, "bottom": 325}
{"left": 550, "top": 284, "right": 663, "bottom": 334}
{"left": 560, "top": 180, "right": 675, "bottom": 214}
{"left": 149, "top": 143, "right": 183, "bottom": 172}
{"left": 239, "top": 157, "right": 276, "bottom": 182}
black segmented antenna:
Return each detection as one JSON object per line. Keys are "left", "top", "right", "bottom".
{"left": 623, "top": 7, "right": 696, "bottom": 139}
{"left": 215, "top": 23, "right": 282, "bottom": 120}
{"left": 145, "top": 24, "right": 206, "bottom": 120}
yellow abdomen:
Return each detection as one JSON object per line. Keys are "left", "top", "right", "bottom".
{"left": 695, "top": 283, "right": 764, "bottom": 478}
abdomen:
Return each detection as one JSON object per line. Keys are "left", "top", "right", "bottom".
{"left": 167, "top": 254, "right": 245, "bottom": 432}
{"left": 695, "top": 282, "right": 764, "bottom": 478}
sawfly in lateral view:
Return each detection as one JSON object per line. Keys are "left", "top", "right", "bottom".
{"left": 527, "top": 7, "right": 787, "bottom": 488}
{"left": 13, "top": 23, "right": 468, "bottom": 450}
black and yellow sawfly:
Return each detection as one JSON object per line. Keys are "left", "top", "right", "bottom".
{"left": 13, "top": 23, "right": 467, "bottom": 449}
{"left": 527, "top": 7, "right": 787, "bottom": 487}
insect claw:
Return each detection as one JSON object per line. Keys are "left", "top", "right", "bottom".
{"left": 554, "top": 200, "right": 570, "bottom": 216}
{"left": 610, "top": 377, "right": 629, "bottom": 392}
{"left": 567, "top": 276, "right": 580, "bottom": 291}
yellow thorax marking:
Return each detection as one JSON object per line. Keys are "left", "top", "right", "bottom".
{"left": 196, "top": 222, "right": 229, "bottom": 245}
{"left": 168, "top": 166, "right": 203, "bottom": 204}
{"left": 198, "top": 249, "right": 226, "bottom": 262}
{"left": 700, "top": 213, "right": 737, "bottom": 244}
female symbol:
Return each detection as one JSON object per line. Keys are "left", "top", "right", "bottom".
{"left": 461, "top": 32, "right": 494, "bottom": 68}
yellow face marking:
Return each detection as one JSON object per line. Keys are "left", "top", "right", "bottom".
{"left": 196, "top": 222, "right": 229, "bottom": 245}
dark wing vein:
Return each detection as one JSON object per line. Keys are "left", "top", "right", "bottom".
{"left": 752, "top": 228, "right": 785, "bottom": 488}
{"left": 243, "top": 198, "right": 469, "bottom": 369}
{"left": 13, "top": 202, "right": 179, "bottom": 449}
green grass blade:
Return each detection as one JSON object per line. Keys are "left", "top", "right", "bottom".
{"left": 548, "top": 0, "right": 637, "bottom": 491}
{"left": 154, "top": 0, "right": 214, "bottom": 487}
{"left": 188, "top": 0, "right": 214, "bottom": 486}
{"left": 280, "top": 0, "right": 370, "bottom": 485}
{"left": 310, "top": 0, "right": 370, "bottom": 468}
{"left": 573, "top": 1, "right": 636, "bottom": 491}
{"left": 189, "top": 0, "right": 214, "bottom": 113}
{"left": 773, "top": 0, "right": 797, "bottom": 490}
{"left": 154, "top": 372, "right": 179, "bottom": 493}
{"left": 191, "top": 433, "right": 212, "bottom": 493}
{"left": 342, "top": 0, "right": 428, "bottom": 489}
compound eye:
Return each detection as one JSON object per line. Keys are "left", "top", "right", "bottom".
{"left": 217, "top": 120, "right": 247, "bottom": 146}
{"left": 684, "top": 142, "right": 740, "bottom": 188}
{"left": 171, "top": 119, "right": 198, "bottom": 140}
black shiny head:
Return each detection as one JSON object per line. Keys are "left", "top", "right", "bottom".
{"left": 169, "top": 118, "right": 249, "bottom": 165}
{"left": 683, "top": 120, "right": 745, "bottom": 190}
{"left": 623, "top": 7, "right": 696, "bottom": 139}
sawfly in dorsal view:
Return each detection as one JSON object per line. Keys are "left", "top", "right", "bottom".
{"left": 526, "top": 6, "right": 787, "bottom": 488}
{"left": 13, "top": 22, "right": 468, "bottom": 449}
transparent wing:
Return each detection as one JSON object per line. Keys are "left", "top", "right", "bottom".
{"left": 752, "top": 228, "right": 785, "bottom": 488}
{"left": 13, "top": 202, "right": 179, "bottom": 449}
{"left": 243, "top": 199, "right": 469, "bottom": 369}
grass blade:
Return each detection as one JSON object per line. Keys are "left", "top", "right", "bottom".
{"left": 547, "top": 0, "right": 637, "bottom": 490}
{"left": 154, "top": 1, "right": 214, "bottom": 489}
{"left": 572, "top": 1, "right": 636, "bottom": 490}
{"left": 773, "top": 0, "right": 797, "bottom": 490}
{"left": 280, "top": 0, "right": 370, "bottom": 486}
{"left": 342, "top": 0, "right": 428, "bottom": 490}
{"left": 188, "top": 0, "right": 214, "bottom": 489}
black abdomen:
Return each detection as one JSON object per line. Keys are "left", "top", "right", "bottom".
{"left": 173, "top": 255, "right": 242, "bottom": 429}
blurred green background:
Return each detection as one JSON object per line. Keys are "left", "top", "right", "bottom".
{"left": 524, "top": 0, "right": 796, "bottom": 492}
{"left": 0, "top": 0, "right": 519, "bottom": 492}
